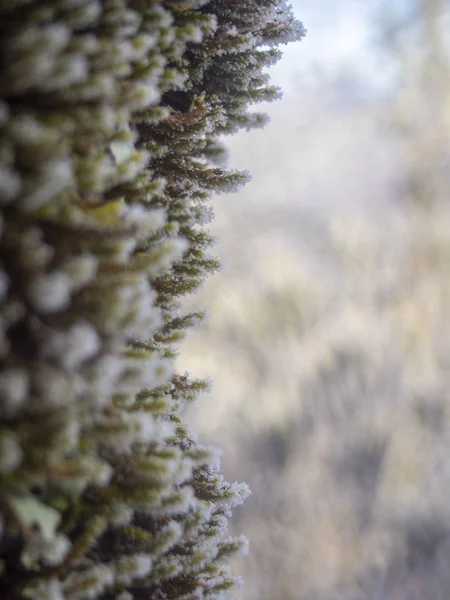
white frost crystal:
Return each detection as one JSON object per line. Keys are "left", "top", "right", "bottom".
{"left": 0, "top": 368, "right": 29, "bottom": 416}
{"left": 63, "top": 565, "right": 114, "bottom": 600}
{"left": 30, "top": 367, "right": 76, "bottom": 411}
{"left": 27, "top": 271, "right": 71, "bottom": 313}
{"left": 20, "top": 159, "right": 74, "bottom": 211}
{"left": 0, "top": 165, "right": 21, "bottom": 203}
{"left": 45, "top": 321, "right": 101, "bottom": 371}
{"left": 22, "top": 532, "right": 71, "bottom": 567}
{"left": 62, "top": 254, "right": 99, "bottom": 288}
{"left": 29, "top": 579, "right": 65, "bottom": 600}
{"left": 123, "top": 204, "right": 166, "bottom": 234}
{"left": 0, "top": 432, "right": 23, "bottom": 473}
{"left": 113, "top": 554, "right": 153, "bottom": 586}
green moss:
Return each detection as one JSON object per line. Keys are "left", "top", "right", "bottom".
{"left": 0, "top": 1, "right": 304, "bottom": 598}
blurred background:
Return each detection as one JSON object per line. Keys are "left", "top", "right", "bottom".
{"left": 179, "top": 1, "right": 450, "bottom": 598}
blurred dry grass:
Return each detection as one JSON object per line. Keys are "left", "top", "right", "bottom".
{"left": 179, "top": 209, "right": 450, "bottom": 599}
{"left": 177, "top": 2, "right": 450, "bottom": 598}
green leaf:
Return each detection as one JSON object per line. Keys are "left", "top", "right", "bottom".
{"left": 83, "top": 197, "right": 126, "bottom": 225}
{"left": 8, "top": 493, "right": 61, "bottom": 542}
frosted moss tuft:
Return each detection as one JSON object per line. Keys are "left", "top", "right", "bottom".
{"left": 0, "top": 0, "right": 304, "bottom": 598}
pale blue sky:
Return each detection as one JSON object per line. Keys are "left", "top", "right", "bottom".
{"left": 270, "top": 1, "right": 406, "bottom": 94}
